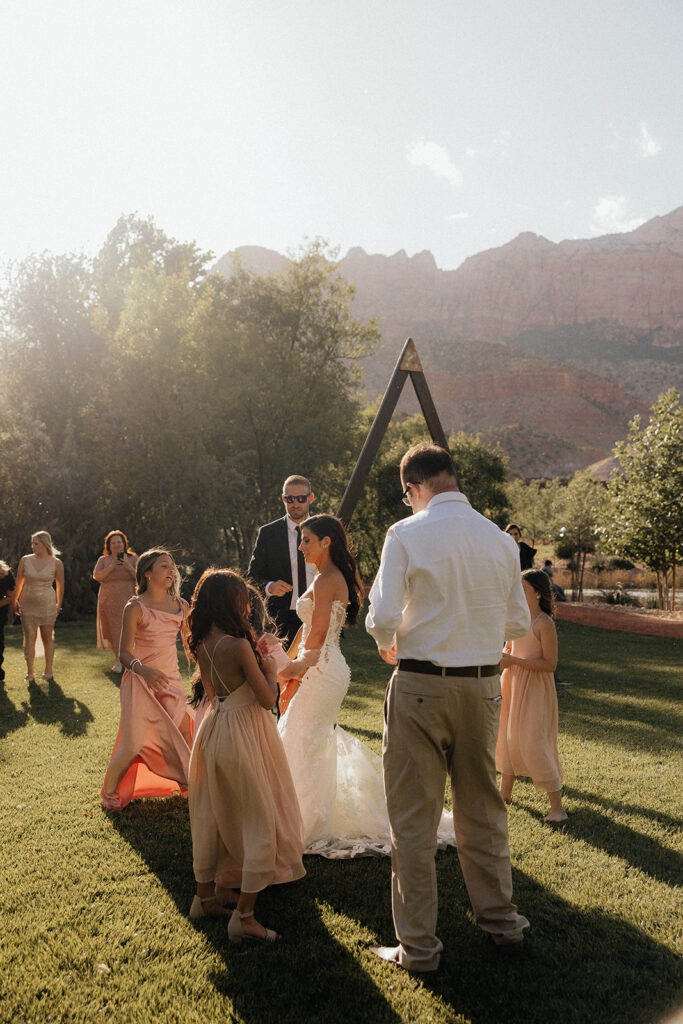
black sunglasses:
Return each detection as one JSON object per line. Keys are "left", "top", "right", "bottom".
{"left": 283, "top": 494, "right": 311, "bottom": 504}
{"left": 401, "top": 486, "right": 413, "bottom": 507}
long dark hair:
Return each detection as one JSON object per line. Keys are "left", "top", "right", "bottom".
{"left": 303, "top": 514, "right": 364, "bottom": 625}
{"left": 186, "top": 568, "right": 262, "bottom": 706}
{"left": 246, "top": 579, "right": 280, "bottom": 639}
{"left": 522, "top": 569, "right": 555, "bottom": 618}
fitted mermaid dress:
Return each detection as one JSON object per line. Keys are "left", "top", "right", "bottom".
{"left": 278, "top": 593, "right": 455, "bottom": 858}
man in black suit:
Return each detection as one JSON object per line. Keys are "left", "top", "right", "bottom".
{"left": 248, "top": 475, "right": 316, "bottom": 646}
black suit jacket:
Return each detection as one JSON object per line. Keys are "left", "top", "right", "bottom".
{"left": 247, "top": 516, "right": 298, "bottom": 636}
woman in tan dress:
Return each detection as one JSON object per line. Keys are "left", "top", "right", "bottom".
{"left": 496, "top": 569, "right": 567, "bottom": 823}
{"left": 187, "top": 568, "right": 305, "bottom": 942}
{"left": 13, "top": 531, "right": 64, "bottom": 683}
{"left": 93, "top": 531, "right": 138, "bottom": 672}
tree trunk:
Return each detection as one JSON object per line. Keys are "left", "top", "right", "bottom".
{"left": 656, "top": 571, "right": 663, "bottom": 611}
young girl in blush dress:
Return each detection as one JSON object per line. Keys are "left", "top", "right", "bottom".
{"left": 496, "top": 569, "right": 567, "bottom": 823}
{"left": 186, "top": 569, "right": 307, "bottom": 942}
{"left": 100, "top": 549, "right": 194, "bottom": 811}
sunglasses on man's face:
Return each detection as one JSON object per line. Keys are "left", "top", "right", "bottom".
{"left": 283, "top": 494, "right": 311, "bottom": 504}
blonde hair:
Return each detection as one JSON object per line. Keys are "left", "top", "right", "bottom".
{"left": 0, "top": 560, "right": 11, "bottom": 575}
{"left": 32, "top": 531, "right": 60, "bottom": 556}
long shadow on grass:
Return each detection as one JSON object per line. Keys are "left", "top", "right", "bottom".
{"left": 109, "top": 800, "right": 404, "bottom": 1024}
{"left": 22, "top": 678, "right": 93, "bottom": 737}
{"left": 0, "top": 683, "right": 29, "bottom": 739}
{"left": 564, "top": 785, "right": 683, "bottom": 831}
{"left": 517, "top": 797, "right": 683, "bottom": 888}
{"left": 319, "top": 852, "right": 682, "bottom": 1024}
{"left": 558, "top": 682, "right": 682, "bottom": 755}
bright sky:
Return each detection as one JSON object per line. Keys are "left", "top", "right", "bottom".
{"left": 1, "top": 0, "right": 680, "bottom": 271}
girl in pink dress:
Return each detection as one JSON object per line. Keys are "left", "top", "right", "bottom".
{"left": 496, "top": 569, "right": 567, "bottom": 823}
{"left": 101, "top": 549, "right": 194, "bottom": 811}
{"left": 187, "top": 569, "right": 305, "bottom": 942}
{"left": 93, "top": 530, "right": 138, "bottom": 673}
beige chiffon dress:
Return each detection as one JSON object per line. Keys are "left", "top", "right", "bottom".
{"left": 495, "top": 612, "right": 564, "bottom": 793}
{"left": 189, "top": 639, "right": 305, "bottom": 893}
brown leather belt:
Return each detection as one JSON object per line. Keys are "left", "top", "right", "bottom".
{"left": 398, "top": 659, "right": 499, "bottom": 678}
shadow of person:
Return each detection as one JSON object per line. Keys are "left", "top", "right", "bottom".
{"left": 0, "top": 682, "right": 30, "bottom": 739}
{"left": 107, "top": 799, "right": 403, "bottom": 1024}
{"left": 319, "top": 851, "right": 682, "bottom": 1024}
{"left": 518, "top": 797, "right": 683, "bottom": 889}
{"left": 23, "top": 677, "right": 93, "bottom": 737}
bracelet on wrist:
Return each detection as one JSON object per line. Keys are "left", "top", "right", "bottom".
{"left": 130, "top": 658, "right": 143, "bottom": 674}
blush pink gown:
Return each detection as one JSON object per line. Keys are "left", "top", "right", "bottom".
{"left": 101, "top": 598, "right": 194, "bottom": 810}
{"left": 189, "top": 641, "right": 305, "bottom": 892}
{"left": 94, "top": 555, "right": 137, "bottom": 654}
{"left": 495, "top": 613, "right": 563, "bottom": 793}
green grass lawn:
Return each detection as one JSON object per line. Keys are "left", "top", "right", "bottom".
{"left": 0, "top": 618, "right": 681, "bottom": 1024}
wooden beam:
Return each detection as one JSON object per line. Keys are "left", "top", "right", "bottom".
{"left": 336, "top": 337, "right": 451, "bottom": 525}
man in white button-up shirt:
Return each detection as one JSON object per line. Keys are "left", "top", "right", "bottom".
{"left": 366, "top": 444, "right": 531, "bottom": 972}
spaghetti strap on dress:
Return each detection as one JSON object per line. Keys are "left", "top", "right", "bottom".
{"left": 188, "top": 637, "right": 305, "bottom": 892}
{"left": 100, "top": 597, "right": 194, "bottom": 810}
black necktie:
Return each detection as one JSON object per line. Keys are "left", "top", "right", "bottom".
{"left": 294, "top": 526, "right": 307, "bottom": 596}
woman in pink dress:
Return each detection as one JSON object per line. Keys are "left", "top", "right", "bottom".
{"left": 187, "top": 569, "right": 306, "bottom": 942}
{"left": 101, "top": 549, "right": 194, "bottom": 811}
{"left": 93, "top": 530, "right": 138, "bottom": 673}
{"left": 496, "top": 569, "right": 567, "bottom": 823}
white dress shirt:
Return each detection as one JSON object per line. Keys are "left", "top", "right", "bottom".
{"left": 366, "top": 492, "right": 530, "bottom": 667}
{"left": 267, "top": 515, "right": 315, "bottom": 610}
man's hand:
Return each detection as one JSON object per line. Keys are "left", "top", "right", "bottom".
{"left": 269, "top": 580, "right": 293, "bottom": 597}
{"left": 378, "top": 644, "right": 398, "bottom": 665}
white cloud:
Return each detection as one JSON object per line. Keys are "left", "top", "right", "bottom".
{"left": 406, "top": 139, "right": 463, "bottom": 187}
{"left": 590, "top": 196, "right": 645, "bottom": 235}
{"left": 447, "top": 211, "right": 470, "bottom": 221}
{"left": 638, "top": 122, "right": 661, "bottom": 157}
{"left": 465, "top": 146, "right": 478, "bottom": 159}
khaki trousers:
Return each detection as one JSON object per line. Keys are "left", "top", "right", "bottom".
{"left": 383, "top": 668, "right": 529, "bottom": 970}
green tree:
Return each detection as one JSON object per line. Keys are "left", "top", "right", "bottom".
{"left": 201, "top": 240, "right": 380, "bottom": 564}
{"left": 599, "top": 389, "right": 683, "bottom": 610}
{"left": 333, "top": 412, "right": 510, "bottom": 579}
{"left": 552, "top": 470, "right": 607, "bottom": 600}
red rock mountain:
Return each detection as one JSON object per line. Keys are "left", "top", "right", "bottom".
{"left": 214, "top": 207, "right": 683, "bottom": 477}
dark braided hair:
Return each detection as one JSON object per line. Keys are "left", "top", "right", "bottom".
{"left": 522, "top": 569, "right": 555, "bottom": 617}
{"left": 186, "top": 568, "right": 262, "bottom": 707}
{"left": 302, "top": 515, "right": 364, "bottom": 625}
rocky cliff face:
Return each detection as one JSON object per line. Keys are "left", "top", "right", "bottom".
{"left": 341, "top": 206, "right": 683, "bottom": 348}
{"left": 214, "top": 206, "right": 683, "bottom": 477}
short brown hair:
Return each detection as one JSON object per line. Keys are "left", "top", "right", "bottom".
{"left": 283, "top": 475, "right": 311, "bottom": 492}
{"left": 400, "top": 444, "right": 459, "bottom": 488}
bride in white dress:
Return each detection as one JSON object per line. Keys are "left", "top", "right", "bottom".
{"left": 278, "top": 514, "right": 454, "bottom": 859}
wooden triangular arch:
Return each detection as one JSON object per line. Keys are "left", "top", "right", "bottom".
{"left": 336, "top": 338, "right": 451, "bottom": 526}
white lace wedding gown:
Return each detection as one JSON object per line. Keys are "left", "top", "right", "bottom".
{"left": 278, "top": 593, "right": 455, "bottom": 858}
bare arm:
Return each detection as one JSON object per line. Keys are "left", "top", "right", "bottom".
{"left": 93, "top": 556, "right": 116, "bottom": 582}
{"left": 500, "top": 617, "right": 558, "bottom": 673}
{"left": 54, "top": 559, "right": 64, "bottom": 615}
{"left": 12, "top": 558, "right": 25, "bottom": 612}
{"left": 119, "top": 601, "right": 172, "bottom": 693}
{"left": 238, "top": 640, "right": 278, "bottom": 709}
{"left": 304, "top": 573, "right": 339, "bottom": 651}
